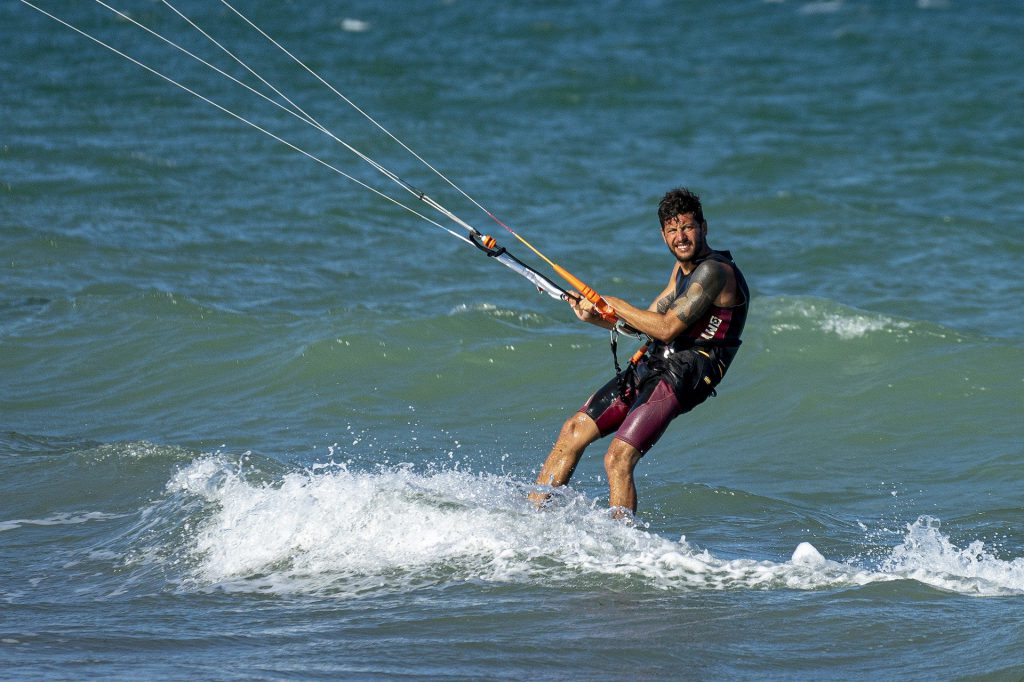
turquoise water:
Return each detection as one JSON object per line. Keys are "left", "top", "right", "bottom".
{"left": 2, "top": 1, "right": 1023, "bottom": 679}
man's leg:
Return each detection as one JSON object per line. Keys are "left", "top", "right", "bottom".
{"left": 604, "top": 437, "right": 643, "bottom": 514}
{"left": 528, "top": 412, "right": 602, "bottom": 507}
{"left": 602, "top": 375, "right": 686, "bottom": 515}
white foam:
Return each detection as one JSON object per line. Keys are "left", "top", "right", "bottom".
{"left": 880, "top": 516, "right": 1024, "bottom": 596}
{"left": 166, "top": 458, "right": 1024, "bottom": 597}
{"left": 819, "top": 312, "right": 893, "bottom": 339}
{"left": 340, "top": 18, "right": 370, "bottom": 33}
{"left": 799, "top": 1, "right": 843, "bottom": 15}
{"left": 770, "top": 299, "right": 909, "bottom": 340}
{"left": 165, "top": 457, "right": 866, "bottom": 594}
{"left": 448, "top": 301, "right": 542, "bottom": 323}
{"left": 0, "top": 511, "right": 123, "bottom": 532}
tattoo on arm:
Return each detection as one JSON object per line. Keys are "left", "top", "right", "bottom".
{"left": 655, "top": 293, "right": 675, "bottom": 314}
{"left": 671, "top": 262, "right": 727, "bottom": 328}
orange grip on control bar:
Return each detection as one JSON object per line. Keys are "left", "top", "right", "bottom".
{"left": 552, "top": 263, "right": 617, "bottom": 323}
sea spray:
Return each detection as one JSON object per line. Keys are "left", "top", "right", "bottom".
{"left": 164, "top": 456, "right": 1023, "bottom": 597}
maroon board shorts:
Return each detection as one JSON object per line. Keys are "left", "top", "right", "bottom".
{"left": 580, "top": 348, "right": 722, "bottom": 455}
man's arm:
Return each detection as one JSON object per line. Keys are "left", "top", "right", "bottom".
{"left": 569, "top": 263, "right": 680, "bottom": 329}
{"left": 604, "top": 260, "right": 730, "bottom": 343}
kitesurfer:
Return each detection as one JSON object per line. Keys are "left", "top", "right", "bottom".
{"left": 529, "top": 187, "right": 749, "bottom": 517}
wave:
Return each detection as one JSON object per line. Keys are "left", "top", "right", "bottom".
{"left": 0, "top": 510, "right": 125, "bottom": 533}
{"left": 5, "top": 284, "right": 1015, "bottom": 419}
{"left": 764, "top": 296, "right": 915, "bottom": 341}
{"left": 0, "top": 432, "right": 206, "bottom": 517}
{"left": 880, "top": 516, "right": 1024, "bottom": 596}
{"left": 142, "top": 455, "right": 1024, "bottom": 598}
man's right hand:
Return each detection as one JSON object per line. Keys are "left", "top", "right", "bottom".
{"left": 569, "top": 293, "right": 614, "bottom": 327}
{"left": 568, "top": 293, "right": 595, "bottom": 321}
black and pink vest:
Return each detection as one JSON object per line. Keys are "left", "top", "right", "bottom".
{"left": 658, "top": 249, "right": 749, "bottom": 353}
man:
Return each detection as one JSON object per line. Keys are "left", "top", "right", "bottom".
{"left": 528, "top": 187, "right": 749, "bottom": 516}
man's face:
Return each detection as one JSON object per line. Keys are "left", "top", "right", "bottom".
{"left": 661, "top": 213, "right": 706, "bottom": 263}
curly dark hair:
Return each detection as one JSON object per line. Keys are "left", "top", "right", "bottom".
{"left": 657, "top": 187, "right": 704, "bottom": 227}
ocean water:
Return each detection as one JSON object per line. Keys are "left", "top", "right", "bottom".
{"left": 2, "top": 0, "right": 1023, "bottom": 679}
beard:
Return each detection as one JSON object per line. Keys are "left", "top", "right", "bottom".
{"left": 672, "top": 235, "right": 708, "bottom": 264}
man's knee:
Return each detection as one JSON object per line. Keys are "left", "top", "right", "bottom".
{"left": 560, "top": 412, "right": 599, "bottom": 445}
{"left": 604, "top": 439, "right": 640, "bottom": 476}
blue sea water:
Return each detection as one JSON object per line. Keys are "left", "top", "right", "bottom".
{"left": 2, "top": 1, "right": 1023, "bottom": 679}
